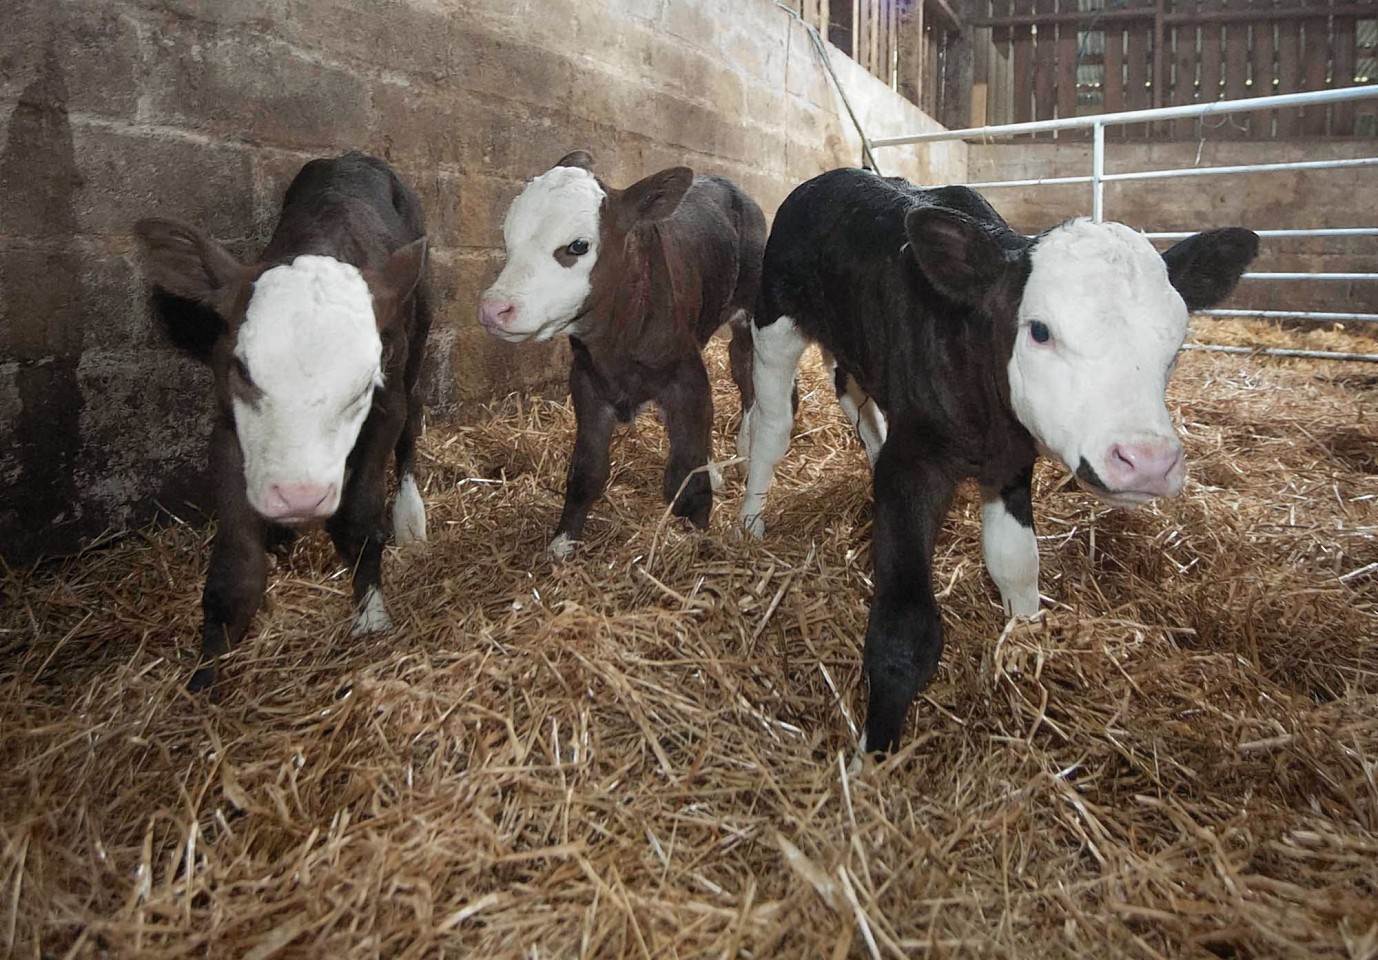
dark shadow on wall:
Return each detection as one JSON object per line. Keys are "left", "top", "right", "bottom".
{"left": 1, "top": 50, "right": 87, "bottom": 561}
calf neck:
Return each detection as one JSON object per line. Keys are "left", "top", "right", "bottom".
{"left": 741, "top": 168, "right": 1258, "bottom": 753}
{"left": 136, "top": 152, "right": 431, "bottom": 690}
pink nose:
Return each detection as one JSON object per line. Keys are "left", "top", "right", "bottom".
{"left": 1104, "top": 442, "right": 1185, "bottom": 496}
{"left": 479, "top": 298, "right": 515, "bottom": 332}
{"left": 263, "top": 482, "right": 336, "bottom": 520}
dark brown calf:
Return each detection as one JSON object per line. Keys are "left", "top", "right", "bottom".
{"left": 135, "top": 152, "right": 431, "bottom": 690}
{"left": 479, "top": 152, "right": 766, "bottom": 557}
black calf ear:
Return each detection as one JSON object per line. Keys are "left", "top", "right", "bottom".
{"left": 904, "top": 207, "right": 1010, "bottom": 306}
{"left": 134, "top": 218, "right": 246, "bottom": 311}
{"left": 1161, "top": 227, "right": 1259, "bottom": 312}
{"left": 554, "top": 150, "right": 594, "bottom": 171}
{"left": 617, "top": 167, "right": 694, "bottom": 226}
{"left": 379, "top": 235, "right": 428, "bottom": 302}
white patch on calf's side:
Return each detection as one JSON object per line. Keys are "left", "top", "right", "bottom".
{"left": 980, "top": 496, "right": 1040, "bottom": 618}
{"left": 234, "top": 255, "right": 382, "bottom": 521}
{"left": 1007, "top": 220, "right": 1187, "bottom": 502}
{"left": 739, "top": 316, "right": 809, "bottom": 538}
{"left": 392, "top": 473, "right": 426, "bottom": 545}
{"left": 481, "top": 165, "right": 606, "bottom": 342}
{"left": 352, "top": 586, "right": 393, "bottom": 635}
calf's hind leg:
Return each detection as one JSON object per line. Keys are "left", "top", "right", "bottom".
{"left": 821, "top": 349, "right": 887, "bottom": 468}
{"left": 739, "top": 316, "right": 808, "bottom": 538}
{"left": 728, "top": 317, "right": 755, "bottom": 478}
{"left": 392, "top": 287, "right": 431, "bottom": 545}
{"left": 980, "top": 463, "right": 1040, "bottom": 618}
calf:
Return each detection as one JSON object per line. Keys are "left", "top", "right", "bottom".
{"left": 135, "top": 152, "right": 431, "bottom": 690}
{"left": 739, "top": 168, "right": 1258, "bottom": 753}
{"left": 479, "top": 151, "right": 766, "bottom": 557}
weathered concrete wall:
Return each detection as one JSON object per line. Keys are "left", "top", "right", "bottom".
{"left": 0, "top": 0, "right": 965, "bottom": 565}
{"left": 968, "top": 139, "right": 1378, "bottom": 316}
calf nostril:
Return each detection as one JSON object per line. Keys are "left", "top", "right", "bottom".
{"left": 1112, "top": 445, "right": 1137, "bottom": 473}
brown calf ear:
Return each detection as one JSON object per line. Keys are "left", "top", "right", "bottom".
{"left": 134, "top": 217, "right": 246, "bottom": 315}
{"left": 371, "top": 236, "right": 428, "bottom": 333}
{"left": 554, "top": 150, "right": 594, "bottom": 171}
{"left": 615, "top": 167, "right": 694, "bottom": 228}
{"left": 904, "top": 207, "right": 1010, "bottom": 307}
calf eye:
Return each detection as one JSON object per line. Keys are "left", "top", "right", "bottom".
{"left": 1029, "top": 321, "right": 1052, "bottom": 345}
{"left": 566, "top": 239, "right": 590, "bottom": 257}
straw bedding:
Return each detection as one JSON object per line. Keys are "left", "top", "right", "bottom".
{"left": 2, "top": 318, "right": 1375, "bottom": 959}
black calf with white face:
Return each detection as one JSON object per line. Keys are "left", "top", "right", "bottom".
{"left": 136, "top": 153, "right": 432, "bottom": 690}
{"left": 741, "top": 169, "right": 1257, "bottom": 754}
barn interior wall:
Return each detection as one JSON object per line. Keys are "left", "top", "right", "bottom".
{"left": 967, "top": 139, "right": 1378, "bottom": 317}
{"left": 0, "top": 0, "right": 965, "bottom": 565}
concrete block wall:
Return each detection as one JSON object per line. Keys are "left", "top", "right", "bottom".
{"left": 967, "top": 140, "right": 1378, "bottom": 316}
{"left": 0, "top": 0, "right": 965, "bottom": 565}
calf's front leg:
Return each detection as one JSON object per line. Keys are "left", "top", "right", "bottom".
{"left": 551, "top": 351, "right": 616, "bottom": 559}
{"left": 329, "top": 392, "right": 406, "bottom": 636}
{"left": 657, "top": 355, "right": 715, "bottom": 529}
{"left": 191, "top": 421, "right": 269, "bottom": 691}
{"left": 980, "top": 462, "right": 1040, "bottom": 618}
{"left": 861, "top": 435, "right": 957, "bottom": 755}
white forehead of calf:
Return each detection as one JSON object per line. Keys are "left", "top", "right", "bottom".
{"left": 1021, "top": 220, "right": 1188, "bottom": 353}
{"left": 234, "top": 256, "right": 383, "bottom": 490}
{"left": 485, "top": 166, "right": 606, "bottom": 340}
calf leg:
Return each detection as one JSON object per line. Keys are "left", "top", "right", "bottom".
{"left": 980, "top": 463, "right": 1040, "bottom": 618}
{"left": 191, "top": 421, "right": 269, "bottom": 691}
{"left": 739, "top": 316, "right": 809, "bottom": 538}
{"left": 728, "top": 317, "right": 755, "bottom": 477}
{"left": 329, "top": 394, "right": 406, "bottom": 636}
{"left": 551, "top": 351, "right": 616, "bottom": 559}
{"left": 657, "top": 355, "right": 715, "bottom": 529}
{"left": 861, "top": 436, "right": 956, "bottom": 754}
{"left": 390, "top": 380, "right": 427, "bottom": 546}
{"left": 822, "top": 349, "right": 887, "bottom": 468}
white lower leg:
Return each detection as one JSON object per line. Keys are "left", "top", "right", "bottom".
{"left": 980, "top": 497, "right": 1040, "bottom": 618}
{"left": 352, "top": 585, "right": 394, "bottom": 634}
{"left": 739, "top": 317, "right": 808, "bottom": 539}
{"left": 392, "top": 473, "right": 427, "bottom": 545}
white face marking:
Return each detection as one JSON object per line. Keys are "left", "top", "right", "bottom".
{"left": 352, "top": 586, "right": 393, "bottom": 635}
{"left": 392, "top": 473, "right": 426, "bottom": 545}
{"left": 480, "top": 166, "right": 606, "bottom": 342}
{"left": 1008, "top": 220, "right": 1188, "bottom": 504}
{"left": 980, "top": 497, "right": 1040, "bottom": 618}
{"left": 234, "top": 255, "right": 382, "bottom": 521}
{"left": 740, "top": 316, "right": 809, "bottom": 539}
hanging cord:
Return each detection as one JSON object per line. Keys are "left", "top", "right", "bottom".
{"left": 773, "top": 2, "right": 882, "bottom": 174}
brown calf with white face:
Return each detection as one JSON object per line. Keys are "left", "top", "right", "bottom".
{"left": 479, "top": 151, "right": 766, "bottom": 557}
{"left": 135, "top": 152, "right": 431, "bottom": 690}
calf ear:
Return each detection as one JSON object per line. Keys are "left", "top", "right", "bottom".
{"left": 616, "top": 167, "right": 694, "bottom": 227}
{"left": 1161, "top": 227, "right": 1259, "bottom": 311}
{"left": 554, "top": 150, "right": 594, "bottom": 171}
{"left": 372, "top": 236, "right": 428, "bottom": 328}
{"left": 904, "top": 207, "right": 1010, "bottom": 306}
{"left": 134, "top": 218, "right": 246, "bottom": 315}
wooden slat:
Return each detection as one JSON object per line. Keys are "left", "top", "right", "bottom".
{"left": 1173, "top": 1, "right": 1200, "bottom": 137}
{"left": 1301, "top": 8, "right": 1330, "bottom": 135}
{"left": 1249, "top": 1, "right": 1274, "bottom": 137}
{"left": 869, "top": 0, "right": 881, "bottom": 78}
{"left": 972, "top": 4, "right": 1375, "bottom": 28}
{"left": 992, "top": 0, "right": 1011, "bottom": 59}
{"left": 888, "top": 0, "right": 899, "bottom": 89}
{"left": 1274, "top": 2, "right": 1301, "bottom": 135}
{"left": 1198, "top": 0, "right": 1224, "bottom": 111}
{"left": 1125, "top": 3, "right": 1151, "bottom": 137}
{"left": 1034, "top": 0, "right": 1058, "bottom": 133}
{"left": 1012, "top": 0, "right": 1035, "bottom": 125}
{"left": 1103, "top": 22, "right": 1126, "bottom": 137}
{"left": 1056, "top": 0, "right": 1079, "bottom": 126}
{"left": 1222, "top": 0, "right": 1250, "bottom": 138}
{"left": 1332, "top": 12, "right": 1358, "bottom": 134}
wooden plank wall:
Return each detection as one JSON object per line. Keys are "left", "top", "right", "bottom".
{"left": 969, "top": 0, "right": 1374, "bottom": 139}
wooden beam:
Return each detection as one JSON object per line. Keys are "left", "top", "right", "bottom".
{"left": 971, "top": 4, "right": 1378, "bottom": 29}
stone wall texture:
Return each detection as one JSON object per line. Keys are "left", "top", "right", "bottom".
{"left": 0, "top": 0, "right": 965, "bottom": 565}
{"left": 967, "top": 139, "right": 1378, "bottom": 317}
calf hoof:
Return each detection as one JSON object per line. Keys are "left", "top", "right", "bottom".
{"left": 392, "top": 475, "right": 427, "bottom": 546}
{"left": 708, "top": 462, "right": 725, "bottom": 494}
{"left": 549, "top": 533, "right": 576, "bottom": 561}
{"left": 740, "top": 513, "right": 766, "bottom": 540}
{"left": 187, "top": 662, "right": 217, "bottom": 692}
{"left": 352, "top": 587, "right": 394, "bottom": 635}
{"left": 1002, "top": 593, "right": 1041, "bottom": 620}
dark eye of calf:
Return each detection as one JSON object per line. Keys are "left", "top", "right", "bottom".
{"left": 554, "top": 239, "right": 591, "bottom": 268}
{"left": 1029, "top": 321, "right": 1052, "bottom": 345}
